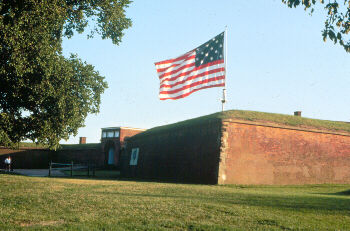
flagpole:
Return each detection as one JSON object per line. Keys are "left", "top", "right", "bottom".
{"left": 221, "top": 26, "right": 227, "bottom": 112}
{"left": 221, "top": 88, "right": 226, "bottom": 112}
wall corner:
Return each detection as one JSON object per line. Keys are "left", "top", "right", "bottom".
{"left": 217, "top": 121, "right": 229, "bottom": 184}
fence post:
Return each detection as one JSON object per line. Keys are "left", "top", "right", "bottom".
{"left": 87, "top": 163, "right": 90, "bottom": 177}
{"left": 71, "top": 161, "right": 73, "bottom": 177}
{"left": 49, "top": 161, "right": 52, "bottom": 177}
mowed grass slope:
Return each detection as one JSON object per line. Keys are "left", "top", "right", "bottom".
{"left": 137, "top": 110, "right": 350, "bottom": 138}
{"left": 1, "top": 175, "right": 350, "bottom": 230}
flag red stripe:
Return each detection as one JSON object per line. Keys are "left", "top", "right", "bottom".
{"left": 160, "top": 59, "right": 224, "bottom": 83}
{"left": 154, "top": 50, "right": 194, "bottom": 65}
{"left": 160, "top": 83, "right": 225, "bottom": 100}
{"left": 160, "top": 75, "right": 225, "bottom": 95}
{"left": 160, "top": 68, "right": 225, "bottom": 89}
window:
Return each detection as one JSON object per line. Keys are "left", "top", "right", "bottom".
{"left": 129, "top": 148, "right": 139, "bottom": 165}
{"left": 102, "top": 129, "right": 120, "bottom": 138}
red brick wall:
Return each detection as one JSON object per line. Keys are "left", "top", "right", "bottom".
{"left": 120, "top": 128, "right": 145, "bottom": 145}
{"left": 53, "top": 147, "right": 104, "bottom": 167}
{"left": 0, "top": 146, "right": 104, "bottom": 169}
{"left": 0, "top": 147, "right": 51, "bottom": 169}
{"left": 121, "top": 120, "right": 222, "bottom": 184}
{"left": 219, "top": 121, "right": 350, "bottom": 185}
{"left": 101, "top": 128, "right": 145, "bottom": 167}
{"left": 101, "top": 140, "right": 121, "bottom": 167}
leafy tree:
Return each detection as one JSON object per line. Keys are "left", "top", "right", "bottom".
{"left": 282, "top": 0, "right": 350, "bottom": 52}
{"left": 0, "top": 0, "right": 132, "bottom": 149}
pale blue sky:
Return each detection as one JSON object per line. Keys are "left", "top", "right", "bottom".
{"left": 61, "top": 0, "right": 350, "bottom": 144}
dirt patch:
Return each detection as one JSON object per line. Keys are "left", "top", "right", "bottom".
{"left": 19, "top": 220, "right": 64, "bottom": 227}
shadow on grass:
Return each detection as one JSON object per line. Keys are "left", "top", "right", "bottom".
{"left": 47, "top": 175, "right": 205, "bottom": 186}
{"left": 334, "top": 189, "right": 350, "bottom": 195}
{"left": 92, "top": 188, "right": 350, "bottom": 214}
{"left": 46, "top": 171, "right": 211, "bottom": 185}
{"left": 315, "top": 189, "right": 350, "bottom": 196}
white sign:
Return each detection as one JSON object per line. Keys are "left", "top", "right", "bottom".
{"left": 129, "top": 148, "right": 139, "bottom": 166}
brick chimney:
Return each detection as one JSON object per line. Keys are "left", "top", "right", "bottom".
{"left": 79, "top": 137, "right": 86, "bottom": 144}
{"left": 294, "top": 111, "right": 302, "bottom": 117}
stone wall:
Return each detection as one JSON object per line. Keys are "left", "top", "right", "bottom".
{"left": 218, "top": 120, "right": 350, "bottom": 185}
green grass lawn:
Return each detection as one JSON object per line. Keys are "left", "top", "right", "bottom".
{"left": 59, "top": 143, "right": 101, "bottom": 150}
{"left": 138, "top": 110, "right": 350, "bottom": 138}
{"left": 18, "top": 142, "right": 49, "bottom": 149}
{"left": 0, "top": 175, "right": 349, "bottom": 230}
{"left": 3, "top": 142, "right": 100, "bottom": 150}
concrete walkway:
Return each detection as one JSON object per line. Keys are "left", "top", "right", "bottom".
{"left": 10, "top": 169, "right": 66, "bottom": 177}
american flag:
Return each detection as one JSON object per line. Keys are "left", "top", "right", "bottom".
{"left": 155, "top": 32, "right": 225, "bottom": 100}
